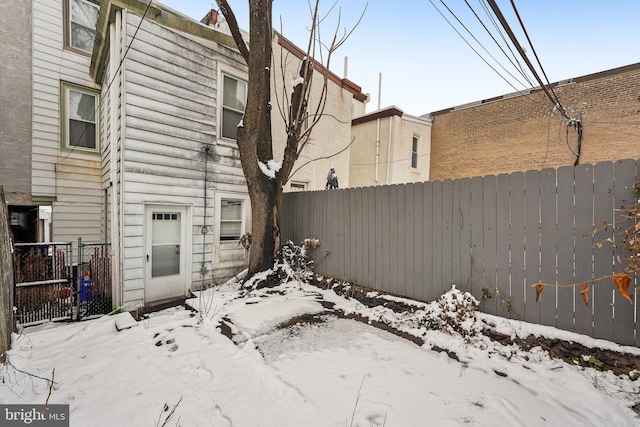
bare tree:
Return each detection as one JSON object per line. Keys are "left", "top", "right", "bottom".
{"left": 216, "top": 0, "right": 363, "bottom": 277}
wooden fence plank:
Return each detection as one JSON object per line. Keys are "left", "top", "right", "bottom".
{"left": 451, "top": 179, "right": 462, "bottom": 292}
{"left": 422, "top": 181, "right": 434, "bottom": 301}
{"left": 326, "top": 189, "right": 340, "bottom": 277}
{"left": 375, "top": 185, "right": 384, "bottom": 290}
{"left": 442, "top": 180, "right": 454, "bottom": 296}
{"left": 613, "top": 159, "right": 636, "bottom": 345}
{"left": 458, "top": 178, "right": 473, "bottom": 294}
{"left": 510, "top": 172, "right": 526, "bottom": 320}
{"left": 524, "top": 169, "right": 541, "bottom": 325}
{"left": 574, "top": 164, "right": 594, "bottom": 337}
{"left": 540, "top": 168, "right": 558, "bottom": 327}
{"left": 366, "top": 186, "right": 376, "bottom": 290}
{"left": 593, "top": 161, "right": 615, "bottom": 342}
{"left": 483, "top": 175, "right": 498, "bottom": 315}
{"left": 557, "top": 165, "right": 576, "bottom": 332}
{"left": 397, "top": 184, "right": 408, "bottom": 296}
{"left": 412, "top": 183, "right": 424, "bottom": 301}
{"left": 388, "top": 185, "right": 399, "bottom": 295}
{"left": 381, "top": 185, "right": 391, "bottom": 293}
{"left": 402, "top": 183, "right": 414, "bottom": 298}
{"left": 496, "top": 174, "right": 511, "bottom": 314}
{"left": 431, "top": 181, "right": 444, "bottom": 301}
{"left": 496, "top": 173, "right": 511, "bottom": 318}
{"left": 353, "top": 187, "right": 363, "bottom": 286}
{"left": 470, "top": 176, "right": 484, "bottom": 299}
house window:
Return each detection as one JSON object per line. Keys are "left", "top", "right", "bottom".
{"left": 411, "top": 136, "right": 419, "bottom": 169}
{"left": 66, "top": 0, "right": 100, "bottom": 54}
{"left": 290, "top": 182, "right": 307, "bottom": 192}
{"left": 220, "top": 199, "right": 243, "bottom": 241}
{"left": 221, "top": 74, "right": 247, "bottom": 140}
{"left": 64, "top": 85, "right": 98, "bottom": 150}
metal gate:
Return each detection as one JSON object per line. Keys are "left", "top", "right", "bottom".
{"left": 13, "top": 242, "right": 74, "bottom": 325}
{"left": 77, "top": 239, "right": 112, "bottom": 320}
{"left": 13, "top": 240, "right": 113, "bottom": 325}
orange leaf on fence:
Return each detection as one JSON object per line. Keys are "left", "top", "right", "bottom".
{"left": 580, "top": 283, "right": 590, "bottom": 306}
{"left": 612, "top": 273, "right": 633, "bottom": 304}
{"left": 534, "top": 283, "right": 545, "bottom": 302}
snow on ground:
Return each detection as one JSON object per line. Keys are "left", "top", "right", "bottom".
{"left": 2, "top": 280, "right": 639, "bottom": 426}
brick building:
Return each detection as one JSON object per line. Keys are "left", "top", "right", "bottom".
{"left": 428, "top": 62, "right": 640, "bottom": 181}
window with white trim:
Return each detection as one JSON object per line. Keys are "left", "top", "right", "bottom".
{"left": 220, "top": 199, "right": 243, "bottom": 241}
{"left": 64, "top": 84, "right": 98, "bottom": 151}
{"left": 411, "top": 135, "right": 419, "bottom": 169}
{"left": 66, "top": 0, "right": 100, "bottom": 54}
{"left": 290, "top": 182, "right": 307, "bottom": 192}
{"left": 221, "top": 74, "right": 247, "bottom": 140}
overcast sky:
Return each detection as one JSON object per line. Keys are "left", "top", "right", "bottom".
{"left": 157, "top": 0, "right": 640, "bottom": 116}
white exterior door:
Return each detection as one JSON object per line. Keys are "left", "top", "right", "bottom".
{"left": 145, "top": 205, "right": 189, "bottom": 302}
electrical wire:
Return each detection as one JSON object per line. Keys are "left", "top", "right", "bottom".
{"left": 507, "top": 0, "right": 566, "bottom": 116}
{"left": 426, "top": 0, "right": 527, "bottom": 95}
{"left": 485, "top": 0, "right": 571, "bottom": 121}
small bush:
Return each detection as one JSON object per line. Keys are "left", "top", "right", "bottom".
{"left": 422, "top": 285, "right": 480, "bottom": 337}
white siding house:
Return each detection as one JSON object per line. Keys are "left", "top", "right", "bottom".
{"left": 87, "top": 1, "right": 367, "bottom": 311}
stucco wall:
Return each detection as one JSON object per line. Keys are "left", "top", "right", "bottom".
{"left": 429, "top": 63, "right": 640, "bottom": 181}
{"left": 350, "top": 108, "right": 431, "bottom": 187}
{"left": 0, "top": 0, "right": 32, "bottom": 205}
{"left": 271, "top": 35, "right": 365, "bottom": 191}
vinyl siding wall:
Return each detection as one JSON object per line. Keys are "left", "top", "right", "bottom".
{"left": 32, "top": 0, "right": 102, "bottom": 244}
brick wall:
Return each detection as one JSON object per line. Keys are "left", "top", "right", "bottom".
{"left": 429, "top": 63, "right": 640, "bottom": 181}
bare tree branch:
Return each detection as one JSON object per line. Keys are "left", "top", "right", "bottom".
{"left": 216, "top": 0, "right": 250, "bottom": 63}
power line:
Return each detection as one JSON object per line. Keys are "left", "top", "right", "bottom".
{"left": 485, "top": 0, "right": 571, "bottom": 121}
{"left": 507, "top": 0, "right": 565, "bottom": 115}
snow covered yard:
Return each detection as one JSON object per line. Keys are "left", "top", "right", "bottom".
{"left": 2, "top": 278, "right": 640, "bottom": 426}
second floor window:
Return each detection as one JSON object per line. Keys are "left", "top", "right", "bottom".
{"left": 411, "top": 136, "right": 419, "bottom": 169}
{"left": 67, "top": 0, "right": 100, "bottom": 54}
{"left": 221, "top": 74, "right": 247, "bottom": 140}
{"left": 65, "top": 85, "right": 98, "bottom": 150}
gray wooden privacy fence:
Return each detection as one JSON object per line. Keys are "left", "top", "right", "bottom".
{"left": 282, "top": 159, "right": 640, "bottom": 346}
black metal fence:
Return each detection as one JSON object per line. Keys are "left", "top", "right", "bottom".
{"left": 13, "top": 240, "right": 112, "bottom": 325}
{"left": 77, "top": 239, "right": 112, "bottom": 320}
{"left": 13, "top": 242, "right": 74, "bottom": 325}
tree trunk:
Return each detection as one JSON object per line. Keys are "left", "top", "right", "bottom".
{"left": 0, "top": 187, "right": 15, "bottom": 361}
{"left": 236, "top": 0, "right": 276, "bottom": 276}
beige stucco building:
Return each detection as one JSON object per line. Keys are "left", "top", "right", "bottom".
{"left": 349, "top": 106, "right": 432, "bottom": 188}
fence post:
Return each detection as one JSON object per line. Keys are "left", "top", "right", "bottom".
{"left": 0, "top": 187, "right": 15, "bottom": 361}
{"left": 76, "top": 237, "right": 82, "bottom": 321}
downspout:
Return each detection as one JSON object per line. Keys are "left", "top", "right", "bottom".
{"left": 118, "top": 10, "right": 127, "bottom": 307}
{"left": 109, "top": 13, "right": 122, "bottom": 308}
{"left": 201, "top": 145, "right": 211, "bottom": 288}
{"left": 386, "top": 115, "right": 393, "bottom": 185}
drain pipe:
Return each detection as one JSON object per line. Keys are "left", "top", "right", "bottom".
{"left": 201, "top": 145, "right": 211, "bottom": 288}
{"left": 109, "top": 12, "right": 122, "bottom": 308}
{"left": 386, "top": 115, "right": 394, "bottom": 185}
